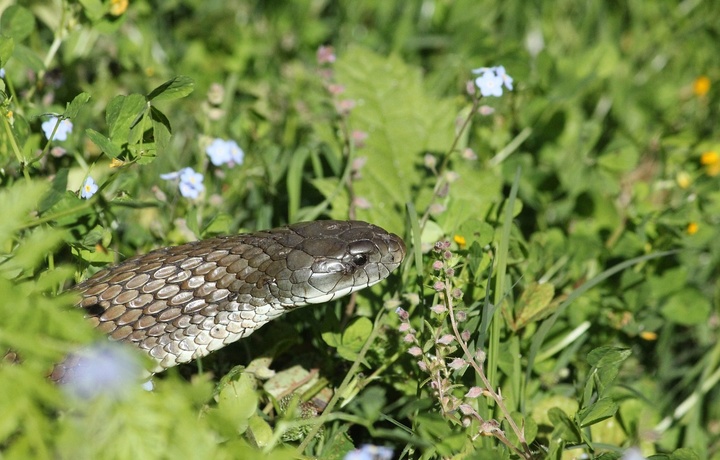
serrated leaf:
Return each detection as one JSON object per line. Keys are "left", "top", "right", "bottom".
{"left": 1, "top": 6, "right": 34, "bottom": 41}
{"left": 146, "top": 76, "right": 195, "bottom": 102}
{"left": 86, "top": 128, "right": 122, "bottom": 158}
{"left": 577, "top": 397, "right": 618, "bottom": 427}
{"left": 332, "top": 46, "right": 456, "bottom": 234}
{"left": 64, "top": 92, "right": 91, "bottom": 119}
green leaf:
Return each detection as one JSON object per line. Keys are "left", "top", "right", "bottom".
{"left": 0, "top": 6, "right": 35, "bottom": 42}
{"left": 513, "top": 282, "right": 556, "bottom": 329}
{"left": 146, "top": 76, "right": 195, "bottom": 102}
{"left": 660, "top": 288, "right": 711, "bottom": 325}
{"left": 548, "top": 407, "right": 581, "bottom": 443}
{"left": 77, "top": 0, "right": 106, "bottom": 22}
{"left": 86, "top": 128, "right": 122, "bottom": 158}
{"left": 106, "top": 93, "right": 147, "bottom": 144}
{"left": 0, "top": 181, "right": 48, "bottom": 247}
{"left": 0, "top": 228, "right": 66, "bottom": 276}
{"left": 584, "top": 347, "right": 631, "bottom": 402}
{"left": 323, "top": 317, "right": 373, "bottom": 362}
{"left": 0, "top": 35, "right": 14, "bottom": 66}
{"left": 332, "top": 46, "right": 456, "bottom": 234}
{"left": 64, "top": 92, "right": 91, "bottom": 119}
{"left": 38, "top": 168, "right": 69, "bottom": 213}
{"left": 210, "top": 374, "right": 258, "bottom": 437}
{"left": 337, "top": 316, "right": 372, "bottom": 361}
{"left": 577, "top": 397, "right": 618, "bottom": 427}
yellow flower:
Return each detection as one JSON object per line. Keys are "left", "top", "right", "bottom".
{"left": 701, "top": 151, "right": 720, "bottom": 176}
{"left": 110, "top": 0, "right": 128, "bottom": 16}
{"left": 693, "top": 76, "right": 711, "bottom": 97}
{"left": 676, "top": 171, "right": 691, "bottom": 189}
{"left": 701, "top": 151, "right": 719, "bottom": 165}
{"left": 687, "top": 222, "right": 698, "bottom": 235}
{"left": 639, "top": 331, "right": 657, "bottom": 341}
{"left": 453, "top": 234, "right": 466, "bottom": 249}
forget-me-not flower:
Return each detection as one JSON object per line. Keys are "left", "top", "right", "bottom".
{"left": 59, "top": 343, "right": 144, "bottom": 400}
{"left": 344, "top": 445, "right": 393, "bottom": 460}
{"left": 41, "top": 116, "right": 74, "bottom": 141}
{"left": 472, "top": 66, "right": 514, "bottom": 97}
{"left": 80, "top": 177, "right": 99, "bottom": 199}
{"left": 161, "top": 167, "right": 205, "bottom": 199}
{"left": 205, "top": 138, "right": 244, "bottom": 167}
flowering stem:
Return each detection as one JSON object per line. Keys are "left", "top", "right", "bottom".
{"left": 443, "top": 283, "right": 533, "bottom": 459}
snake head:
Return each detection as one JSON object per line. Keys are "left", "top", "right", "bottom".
{"left": 279, "top": 220, "right": 406, "bottom": 306}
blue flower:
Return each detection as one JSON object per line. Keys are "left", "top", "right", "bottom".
{"left": 472, "top": 66, "right": 514, "bottom": 97}
{"left": 206, "top": 138, "right": 231, "bottom": 165}
{"left": 161, "top": 167, "right": 205, "bottom": 199}
{"left": 495, "top": 65, "right": 514, "bottom": 90}
{"left": 344, "top": 445, "right": 393, "bottom": 460}
{"left": 80, "top": 177, "right": 99, "bottom": 199}
{"left": 41, "top": 116, "right": 73, "bottom": 141}
{"left": 205, "top": 138, "right": 244, "bottom": 167}
{"left": 0, "top": 68, "right": 5, "bottom": 78}
{"left": 59, "top": 343, "right": 144, "bottom": 400}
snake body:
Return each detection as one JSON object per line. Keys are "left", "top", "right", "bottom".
{"left": 51, "top": 220, "right": 405, "bottom": 383}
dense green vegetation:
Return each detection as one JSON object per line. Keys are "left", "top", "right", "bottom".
{"left": 1, "top": 1, "right": 719, "bottom": 458}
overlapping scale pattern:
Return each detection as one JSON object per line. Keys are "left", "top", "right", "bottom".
{"left": 52, "top": 220, "right": 405, "bottom": 382}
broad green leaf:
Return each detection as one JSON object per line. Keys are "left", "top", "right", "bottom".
{"left": 77, "top": 0, "right": 106, "bottom": 22}
{"left": 64, "top": 92, "right": 91, "bottom": 119}
{"left": 333, "top": 46, "right": 456, "bottom": 234}
{"left": 8, "top": 43, "right": 44, "bottom": 72}
{"left": 86, "top": 128, "right": 122, "bottom": 158}
{"left": 548, "top": 407, "right": 581, "bottom": 443}
{"left": 577, "top": 397, "right": 618, "bottom": 427}
{"left": 0, "top": 6, "right": 34, "bottom": 42}
{"left": 584, "top": 347, "right": 631, "bottom": 402}
{"left": 513, "top": 282, "right": 556, "bottom": 330}
{"left": 660, "top": 288, "right": 711, "bottom": 326}
{"left": 323, "top": 317, "right": 373, "bottom": 362}
{"left": 0, "top": 35, "right": 14, "bottom": 66}
{"left": 106, "top": 93, "right": 147, "bottom": 144}
{"left": 146, "top": 76, "right": 195, "bottom": 102}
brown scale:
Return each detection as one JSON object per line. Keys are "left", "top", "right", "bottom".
{"left": 51, "top": 220, "right": 406, "bottom": 383}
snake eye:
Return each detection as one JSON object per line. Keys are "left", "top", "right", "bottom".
{"left": 352, "top": 254, "right": 368, "bottom": 266}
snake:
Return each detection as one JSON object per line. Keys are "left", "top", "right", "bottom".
{"left": 51, "top": 220, "right": 405, "bottom": 383}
